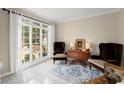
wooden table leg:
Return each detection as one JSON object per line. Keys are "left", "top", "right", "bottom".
{"left": 89, "top": 65, "right": 92, "bottom": 70}
{"left": 87, "top": 61, "right": 92, "bottom": 70}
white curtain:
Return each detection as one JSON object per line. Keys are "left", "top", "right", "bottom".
{"left": 9, "top": 12, "right": 22, "bottom": 73}
{"left": 48, "top": 24, "right": 55, "bottom": 58}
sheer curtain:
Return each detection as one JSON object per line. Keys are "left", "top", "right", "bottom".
{"left": 48, "top": 24, "right": 55, "bottom": 58}
{"left": 9, "top": 12, "right": 23, "bottom": 73}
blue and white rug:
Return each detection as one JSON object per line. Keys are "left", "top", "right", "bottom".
{"left": 51, "top": 64, "right": 103, "bottom": 84}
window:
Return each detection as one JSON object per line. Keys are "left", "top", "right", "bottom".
{"left": 22, "top": 18, "right": 49, "bottom": 63}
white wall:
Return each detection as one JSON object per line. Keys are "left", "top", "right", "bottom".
{"left": 56, "top": 13, "right": 118, "bottom": 55}
{"left": 0, "top": 9, "right": 10, "bottom": 74}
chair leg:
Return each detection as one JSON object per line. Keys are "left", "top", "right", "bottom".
{"left": 88, "top": 64, "right": 92, "bottom": 70}
{"left": 70, "top": 60, "right": 75, "bottom": 64}
{"left": 53, "top": 59, "right": 55, "bottom": 64}
{"left": 65, "top": 59, "right": 67, "bottom": 64}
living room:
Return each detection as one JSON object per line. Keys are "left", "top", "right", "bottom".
{"left": 0, "top": 8, "right": 124, "bottom": 85}
{"left": 1, "top": 0, "right": 124, "bottom": 92}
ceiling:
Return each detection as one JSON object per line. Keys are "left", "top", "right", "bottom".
{"left": 23, "top": 8, "right": 120, "bottom": 23}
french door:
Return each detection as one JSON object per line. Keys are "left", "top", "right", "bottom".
{"left": 22, "top": 18, "right": 49, "bottom": 66}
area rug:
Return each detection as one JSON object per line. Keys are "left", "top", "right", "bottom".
{"left": 51, "top": 64, "right": 103, "bottom": 84}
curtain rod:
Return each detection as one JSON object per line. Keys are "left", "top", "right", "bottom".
{"left": 2, "top": 8, "right": 50, "bottom": 25}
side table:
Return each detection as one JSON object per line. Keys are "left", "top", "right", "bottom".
{"left": 66, "top": 49, "right": 90, "bottom": 64}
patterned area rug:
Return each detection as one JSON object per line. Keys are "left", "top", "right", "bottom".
{"left": 51, "top": 64, "right": 103, "bottom": 84}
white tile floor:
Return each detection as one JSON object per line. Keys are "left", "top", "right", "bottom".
{"left": 1, "top": 59, "right": 70, "bottom": 84}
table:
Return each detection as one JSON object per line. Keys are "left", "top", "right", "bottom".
{"left": 88, "top": 59, "right": 107, "bottom": 72}
{"left": 66, "top": 49, "right": 90, "bottom": 64}
{"left": 87, "top": 59, "right": 124, "bottom": 84}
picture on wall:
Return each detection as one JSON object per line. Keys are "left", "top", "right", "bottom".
{"left": 75, "top": 39, "right": 85, "bottom": 49}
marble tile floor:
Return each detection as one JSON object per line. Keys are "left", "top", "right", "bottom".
{"left": 1, "top": 59, "right": 72, "bottom": 84}
{"left": 1, "top": 59, "right": 101, "bottom": 84}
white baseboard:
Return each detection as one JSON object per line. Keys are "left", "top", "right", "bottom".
{"left": 0, "top": 72, "right": 12, "bottom": 78}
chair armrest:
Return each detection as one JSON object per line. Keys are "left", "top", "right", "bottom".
{"left": 91, "top": 55, "right": 101, "bottom": 59}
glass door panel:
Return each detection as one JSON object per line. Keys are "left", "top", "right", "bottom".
{"left": 32, "top": 27, "right": 41, "bottom": 60}
{"left": 22, "top": 25, "right": 30, "bottom": 63}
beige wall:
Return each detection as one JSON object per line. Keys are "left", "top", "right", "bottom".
{"left": 0, "top": 9, "right": 10, "bottom": 74}
{"left": 118, "top": 9, "right": 124, "bottom": 66}
{"left": 56, "top": 13, "right": 118, "bottom": 55}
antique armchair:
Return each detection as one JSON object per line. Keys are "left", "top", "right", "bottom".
{"left": 53, "top": 42, "right": 67, "bottom": 64}
{"left": 53, "top": 42, "right": 65, "bottom": 55}
{"left": 91, "top": 43, "right": 123, "bottom": 66}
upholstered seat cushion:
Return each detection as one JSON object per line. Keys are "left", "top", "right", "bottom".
{"left": 53, "top": 54, "right": 67, "bottom": 58}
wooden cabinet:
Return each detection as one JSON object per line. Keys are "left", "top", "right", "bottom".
{"left": 67, "top": 49, "right": 90, "bottom": 61}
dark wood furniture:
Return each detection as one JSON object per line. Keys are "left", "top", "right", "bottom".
{"left": 67, "top": 49, "right": 90, "bottom": 64}
{"left": 91, "top": 43, "right": 123, "bottom": 66}
{"left": 53, "top": 42, "right": 65, "bottom": 55}
{"left": 52, "top": 42, "right": 67, "bottom": 64}
{"left": 88, "top": 59, "right": 124, "bottom": 72}
{"left": 88, "top": 59, "right": 107, "bottom": 72}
